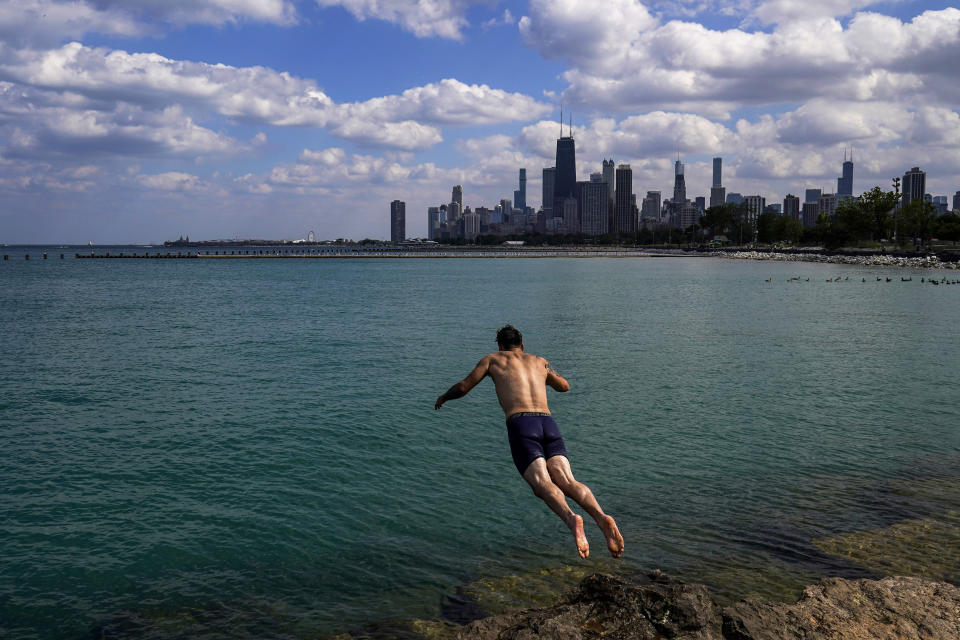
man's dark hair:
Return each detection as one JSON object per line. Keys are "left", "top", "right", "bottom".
{"left": 496, "top": 325, "right": 523, "bottom": 348}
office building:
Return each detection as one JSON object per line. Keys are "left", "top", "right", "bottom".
{"left": 614, "top": 164, "right": 634, "bottom": 235}
{"left": 554, "top": 127, "right": 577, "bottom": 213}
{"left": 542, "top": 167, "right": 556, "bottom": 218}
{"left": 695, "top": 196, "right": 706, "bottom": 214}
{"left": 805, "top": 188, "right": 822, "bottom": 204}
{"left": 783, "top": 194, "right": 800, "bottom": 220}
{"left": 463, "top": 210, "right": 480, "bottom": 240}
{"left": 390, "top": 200, "right": 405, "bottom": 244}
{"left": 708, "top": 156, "right": 725, "bottom": 208}
{"left": 744, "top": 195, "right": 766, "bottom": 223}
{"left": 726, "top": 192, "right": 744, "bottom": 205}
{"left": 641, "top": 191, "right": 661, "bottom": 221}
{"left": 837, "top": 150, "right": 854, "bottom": 199}
{"left": 602, "top": 159, "right": 615, "bottom": 205}
{"left": 578, "top": 174, "right": 609, "bottom": 236}
{"left": 818, "top": 193, "right": 838, "bottom": 218}
{"left": 933, "top": 195, "right": 948, "bottom": 215}
{"left": 446, "top": 201, "right": 461, "bottom": 222}
{"left": 427, "top": 206, "right": 440, "bottom": 240}
{"left": 673, "top": 158, "right": 687, "bottom": 204}
{"left": 515, "top": 168, "right": 527, "bottom": 211}
{"left": 902, "top": 167, "right": 925, "bottom": 208}
{"left": 710, "top": 186, "right": 726, "bottom": 209}
{"left": 802, "top": 201, "right": 819, "bottom": 228}
{"left": 559, "top": 197, "right": 578, "bottom": 233}
{"left": 451, "top": 185, "right": 462, "bottom": 209}
{"left": 954, "top": 191, "right": 960, "bottom": 213}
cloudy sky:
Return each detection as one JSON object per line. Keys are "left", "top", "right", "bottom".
{"left": 1, "top": 0, "right": 958, "bottom": 243}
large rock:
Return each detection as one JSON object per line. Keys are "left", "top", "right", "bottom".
{"left": 457, "top": 572, "right": 723, "bottom": 640}
{"left": 455, "top": 573, "right": 960, "bottom": 640}
{"left": 723, "top": 576, "right": 960, "bottom": 640}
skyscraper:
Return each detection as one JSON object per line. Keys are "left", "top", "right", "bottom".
{"left": 933, "top": 195, "right": 948, "bottom": 215}
{"left": 804, "top": 188, "right": 822, "bottom": 204}
{"left": 744, "top": 195, "right": 765, "bottom": 224}
{"left": 709, "top": 157, "right": 725, "bottom": 208}
{"left": 837, "top": 150, "right": 854, "bottom": 199}
{"left": 673, "top": 159, "right": 687, "bottom": 204}
{"left": 710, "top": 186, "right": 726, "bottom": 209}
{"left": 614, "top": 164, "right": 634, "bottom": 235}
{"left": 953, "top": 191, "right": 960, "bottom": 213}
{"left": 451, "top": 185, "right": 463, "bottom": 208}
{"left": 818, "top": 193, "right": 838, "bottom": 218}
{"left": 783, "top": 194, "right": 800, "bottom": 220}
{"left": 427, "top": 206, "right": 440, "bottom": 240}
{"left": 902, "top": 167, "right": 926, "bottom": 208}
{"left": 641, "top": 191, "right": 661, "bottom": 220}
{"left": 516, "top": 168, "right": 527, "bottom": 211}
{"left": 542, "top": 167, "right": 556, "bottom": 218}
{"left": 602, "top": 159, "right": 615, "bottom": 206}
{"left": 390, "top": 200, "right": 405, "bottom": 244}
{"left": 578, "top": 173, "right": 608, "bottom": 236}
{"left": 554, "top": 126, "right": 576, "bottom": 213}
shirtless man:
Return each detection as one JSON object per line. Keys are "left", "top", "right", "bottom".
{"left": 434, "top": 325, "right": 624, "bottom": 559}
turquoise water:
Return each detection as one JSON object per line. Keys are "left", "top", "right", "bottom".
{"left": 2, "top": 249, "right": 959, "bottom": 639}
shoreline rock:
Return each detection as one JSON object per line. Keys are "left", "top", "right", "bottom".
{"left": 454, "top": 572, "right": 960, "bottom": 640}
{"left": 710, "top": 250, "right": 958, "bottom": 270}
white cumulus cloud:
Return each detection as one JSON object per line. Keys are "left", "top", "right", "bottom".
{"left": 312, "top": 0, "right": 481, "bottom": 40}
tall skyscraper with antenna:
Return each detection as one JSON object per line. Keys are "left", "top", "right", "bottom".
{"left": 673, "top": 156, "right": 687, "bottom": 204}
{"left": 837, "top": 149, "right": 854, "bottom": 199}
{"left": 553, "top": 107, "right": 577, "bottom": 218}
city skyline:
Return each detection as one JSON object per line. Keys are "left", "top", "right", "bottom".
{"left": 1, "top": 0, "right": 959, "bottom": 243}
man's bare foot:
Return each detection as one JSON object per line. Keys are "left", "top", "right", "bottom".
{"left": 599, "top": 515, "right": 625, "bottom": 558}
{"left": 567, "top": 514, "right": 589, "bottom": 559}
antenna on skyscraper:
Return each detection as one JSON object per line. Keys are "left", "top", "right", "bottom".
{"left": 569, "top": 112, "right": 572, "bottom": 138}
{"left": 559, "top": 104, "right": 563, "bottom": 138}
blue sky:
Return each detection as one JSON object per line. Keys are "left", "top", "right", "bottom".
{"left": 0, "top": 0, "right": 958, "bottom": 243}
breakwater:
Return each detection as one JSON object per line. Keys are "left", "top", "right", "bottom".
{"left": 712, "top": 249, "right": 960, "bottom": 269}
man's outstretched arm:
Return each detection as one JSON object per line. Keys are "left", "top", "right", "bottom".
{"left": 545, "top": 360, "right": 570, "bottom": 392}
{"left": 435, "top": 356, "right": 491, "bottom": 409}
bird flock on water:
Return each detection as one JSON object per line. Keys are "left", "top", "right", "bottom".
{"left": 765, "top": 276, "right": 959, "bottom": 285}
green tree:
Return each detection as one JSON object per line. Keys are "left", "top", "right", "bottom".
{"left": 936, "top": 213, "right": 960, "bottom": 244}
{"left": 756, "top": 212, "right": 779, "bottom": 243}
{"left": 834, "top": 198, "right": 873, "bottom": 243}
{"left": 815, "top": 212, "right": 854, "bottom": 249}
{"left": 896, "top": 199, "right": 938, "bottom": 245}
{"left": 775, "top": 216, "right": 803, "bottom": 243}
{"left": 858, "top": 186, "right": 900, "bottom": 241}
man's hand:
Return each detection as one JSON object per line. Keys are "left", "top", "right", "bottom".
{"left": 435, "top": 357, "right": 490, "bottom": 410}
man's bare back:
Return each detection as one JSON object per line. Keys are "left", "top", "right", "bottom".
{"left": 434, "top": 325, "right": 624, "bottom": 559}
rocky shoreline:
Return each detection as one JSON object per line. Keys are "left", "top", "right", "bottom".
{"left": 452, "top": 571, "right": 960, "bottom": 640}
{"left": 709, "top": 249, "right": 959, "bottom": 269}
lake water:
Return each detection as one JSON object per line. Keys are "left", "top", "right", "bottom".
{"left": 2, "top": 248, "right": 959, "bottom": 639}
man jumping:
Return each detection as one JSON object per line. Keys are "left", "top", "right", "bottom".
{"left": 434, "top": 325, "right": 624, "bottom": 559}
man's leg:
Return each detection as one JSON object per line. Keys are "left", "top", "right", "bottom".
{"left": 521, "top": 458, "right": 590, "bottom": 559}
{"left": 546, "top": 455, "right": 625, "bottom": 558}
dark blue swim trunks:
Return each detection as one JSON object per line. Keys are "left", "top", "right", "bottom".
{"left": 505, "top": 412, "right": 568, "bottom": 475}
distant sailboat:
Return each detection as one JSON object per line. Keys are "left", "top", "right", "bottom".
{"left": 88, "top": 241, "right": 93, "bottom": 247}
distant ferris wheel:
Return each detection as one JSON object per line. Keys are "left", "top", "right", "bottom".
{"left": 307, "top": 230, "right": 315, "bottom": 243}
